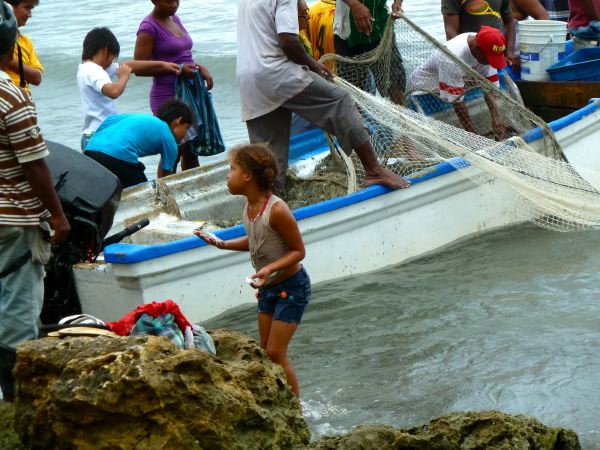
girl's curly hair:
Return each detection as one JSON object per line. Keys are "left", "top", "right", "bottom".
{"left": 229, "top": 143, "right": 279, "bottom": 192}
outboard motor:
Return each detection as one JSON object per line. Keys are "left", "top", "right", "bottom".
{"left": 41, "top": 141, "right": 122, "bottom": 324}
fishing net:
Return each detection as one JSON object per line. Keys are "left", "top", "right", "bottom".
{"left": 318, "top": 16, "right": 600, "bottom": 232}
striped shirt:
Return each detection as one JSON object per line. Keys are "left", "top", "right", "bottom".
{"left": 0, "top": 71, "right": 49, "bottom": 226}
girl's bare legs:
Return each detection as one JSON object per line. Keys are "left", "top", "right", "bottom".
{"left": 258, "top": 312, "right": 300, "bottom": 398}
{"left": 258, "top": 312, "right": 273, "bottom": 348}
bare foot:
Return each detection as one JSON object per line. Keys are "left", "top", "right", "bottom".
{"left": 364, "top": 168, "right": 411, "bottom": 189}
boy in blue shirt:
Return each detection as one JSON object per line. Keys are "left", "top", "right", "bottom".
{"left": 84, "top": 99, "right": 192, "bottom": 188}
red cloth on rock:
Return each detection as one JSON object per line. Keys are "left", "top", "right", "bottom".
{"left": 107, "top": 300, "right": 192, "bottom": 336}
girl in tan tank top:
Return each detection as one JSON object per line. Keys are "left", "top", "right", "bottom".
{"left": 195, "top": 143, "right": 310, "bottom": 399}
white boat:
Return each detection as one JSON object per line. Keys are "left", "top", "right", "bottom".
{"left": 73, "top": 98, "right": 600, "bottom": 323}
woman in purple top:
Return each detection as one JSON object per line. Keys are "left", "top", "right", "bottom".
{"left": 134, "top": 0, "right": 214, "bottom": 173}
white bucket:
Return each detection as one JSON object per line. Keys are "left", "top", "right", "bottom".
{"left": 519, "top": 20, "right": 567, "bottom": 81}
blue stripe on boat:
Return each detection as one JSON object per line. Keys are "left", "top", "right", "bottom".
{"left": 524, "top": 98, "right": 600, "bottom": 143}
{"left": 104, "top": 155, "right": 462, "bottom": 264}
{"left": 104, "top": 99, "right": 600, "bottom": 264}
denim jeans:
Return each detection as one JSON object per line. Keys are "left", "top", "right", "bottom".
{"left": 0, "top": 226, "right": 45, "bottom": 351}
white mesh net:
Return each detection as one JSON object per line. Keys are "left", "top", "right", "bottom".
{"left": 319, "top": 16, "right": 600, "bottom": 232}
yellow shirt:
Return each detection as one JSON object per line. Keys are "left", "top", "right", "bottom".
{"left": 5, "top": 33, "right": 43, "bottom": 94}
{"left": 308, "top": 0, "right": 336, "bottom": 62}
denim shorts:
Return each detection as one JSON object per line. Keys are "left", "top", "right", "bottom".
{"left": 257, "top": 267, "right": 311, "bottom": 324}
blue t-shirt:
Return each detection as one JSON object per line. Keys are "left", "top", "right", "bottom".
{"left": 86, "top": 114, "right": 178, "bottom": 171}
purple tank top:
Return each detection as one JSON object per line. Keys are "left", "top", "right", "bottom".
{"left": 137, "top": 14, "right": 194, "bottom": 113}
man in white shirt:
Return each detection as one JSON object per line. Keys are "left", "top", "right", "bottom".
{"left": 407, "top": 26, "right": 510, "bottom": 140}
{"left": 236, "top": 0, "right": 410, "bottom": 192}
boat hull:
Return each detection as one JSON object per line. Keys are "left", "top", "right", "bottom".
{"left": 515, "top": 79, "right": 600, "bottom": 122}
{"left": 74, "top": 100, "right": 600, "bottom": 323}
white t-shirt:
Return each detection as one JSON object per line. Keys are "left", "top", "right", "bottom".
{"left": 333, "top": 0, "right": 351, "bottom": 39}
{"left": 236, "top": 0, "right": 313, "bottom": 121}
{"left": 77, "top": 61, "right": 119, "bottom": 134}
{"left": 407, "top": 33, "right": 500, "bottom": 103}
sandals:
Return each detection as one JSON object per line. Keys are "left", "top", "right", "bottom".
{"left": 58, "top": 314, "right": 106, "bottom": 326}
{"left": 38, "top": 314, "right": 110, "bottom": 338}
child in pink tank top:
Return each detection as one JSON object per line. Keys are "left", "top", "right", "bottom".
{"left": 195, "top": 143, "right": 311, "bottom": 399}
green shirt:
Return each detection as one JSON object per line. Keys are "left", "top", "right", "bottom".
{"left": 348, "top": 0, "right": 389, "bottom": 47}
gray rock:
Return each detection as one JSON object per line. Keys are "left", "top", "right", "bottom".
{"left": 13, "top": 330, "right": 310, "bottom": 450}
{"left": 8, "top": 330, "right": 582, "bottom": 450}
{"left": 310, "top": 411, "right": 581, "bottom": 449}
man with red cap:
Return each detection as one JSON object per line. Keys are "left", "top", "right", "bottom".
{"left": 442, "top": 0, "right": 517, "bottom": 70}
{"left": 407, "top": 26, "right": 510, "bottom": 141}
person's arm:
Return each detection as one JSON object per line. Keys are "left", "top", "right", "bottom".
{"left": 134, "top": 31, "right": 155, "bottom": 62}
{"left": 443, "top": 14, "right": 461, "bottom": 40}
{"left": 483, "top": 91, "right": 509, "bottom": 141}
{"left": 21, "top": 159, "right": 70, "bottom": 243}
{"left": 100, "top": 64, "right": 132, "bottom": 99}
{"left": 134, "top": 30, "right": 189, "bottom": 76}
{"left": 121, "top": 59, "right": 180, "bottom": 77}
{"left": 279, "top": 33, "right": 332, "bottom": 79}
{"left": 453, "top": 101, "right": 478, "bottom": 134}
{"left": 502, "top": 13, "right": 517, "bottom": 67}
{"left": 342, "top": 0, "right": 373, "bottom": 34}
{"left": 157, "top": 166, "right": 173, "bottom": 178}
{"left": 195, "top": 231, "right": 250, "bottom": 251}
{"left": 250, "top": 202, "right": 305, "bottom": 286}
{"left": 6, "top": 59, "right": 42, "bottom": 85}
{"left": 197, "top": 64, "right": 213, "bottom": 90}
{"left": 579, "top": 0, "right": 600, "bottom": 21}
{"left": 133, "top": 33, "right": 212, "bottom": 88}
{"left": 511, "top": 0, "right": 549, "bottom": 19}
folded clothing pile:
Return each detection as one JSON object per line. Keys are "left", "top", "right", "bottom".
{"left": 107, "top": 300, "right": 216, "bottom": 355}
{"left": 571, "top": 21, "right": 600, "bottom": 40}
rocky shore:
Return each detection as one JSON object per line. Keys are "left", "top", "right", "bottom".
{"left": 0, "top": 330, "right": 582, "bottom": 449}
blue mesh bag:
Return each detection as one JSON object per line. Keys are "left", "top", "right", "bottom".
{"left": 175, "top": 70, "right": 225, "bottom": 157}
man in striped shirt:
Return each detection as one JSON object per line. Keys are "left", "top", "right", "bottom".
{"left": 0, "top": 2, "right": 69, "bottom": 403}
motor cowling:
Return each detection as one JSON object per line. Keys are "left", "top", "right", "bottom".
{"left": 41, "top": 141, "right": 122, "bottom": 324}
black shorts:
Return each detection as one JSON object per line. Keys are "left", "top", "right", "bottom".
{"left": 84, "top": 150, "right": 147, "bottom": 189}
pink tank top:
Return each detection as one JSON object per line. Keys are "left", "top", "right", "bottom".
{"left": 243, "top": 195, "right": 289, "bottom": 271}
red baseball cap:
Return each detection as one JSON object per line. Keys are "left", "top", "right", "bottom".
{"left": 476, "top": 26, "right": 507, "bottom": 69}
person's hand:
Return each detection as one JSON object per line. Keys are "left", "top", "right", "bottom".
{"left": 248, "top": 266, "right": 275, "bottom": 288}
{"left": 117, "top": 63, "right": 132, "bottom": 81}
{"left": 50, "top": 214, "right": 70, "bottom": 243}
{"left": 163, "top": 62, "right": 181, "bottom": 75}
{"left": 194, "top": 230, "right": 225, "bottom": 248}
{"left": 505, "top": 51, "right": 520, "bottom": 72}
{"left": 510, "top": 57, "right": 520, "bottom": 73}
{"left": 309, "top": 60, "right": 333, "bottom": 80}
{"left": 350, "top": 2, "right": 373, "bottom": 34}
{"left": 198, "top": 64, "right": 214, "bottom": 90}
{"left": 391, "top": 0, "right": 404, "bottom": 19}
{"left": 182, "top": 63, "right": 198, "bottom": 78}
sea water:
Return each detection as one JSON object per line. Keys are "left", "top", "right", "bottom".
{"left": 23, "top": 1, "right": 600, "bottom": 448}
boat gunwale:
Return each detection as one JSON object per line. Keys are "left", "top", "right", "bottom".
{"left": 103, "top": 159, "right": 462, "bottom": 264}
